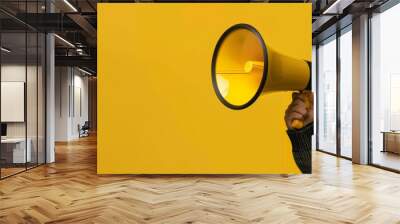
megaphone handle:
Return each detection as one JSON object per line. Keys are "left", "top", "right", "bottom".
{"left": 290, "top": 91, "right": 311, "bottom": 129}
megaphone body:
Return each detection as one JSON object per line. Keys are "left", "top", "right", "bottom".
{"left": 211, "top": 24, "right": 311, "bottom": 129}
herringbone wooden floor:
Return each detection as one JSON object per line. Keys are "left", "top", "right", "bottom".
{"left": 1, "top": 134, "right": 400, "bottom": 224}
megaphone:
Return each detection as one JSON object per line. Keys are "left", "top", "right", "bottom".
{"left": 211, "top": 24, "right": 311, "bottom": 129}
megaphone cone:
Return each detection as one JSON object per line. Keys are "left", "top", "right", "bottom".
{"left": 211, "top": 24, "right": 311, "bottom": 129}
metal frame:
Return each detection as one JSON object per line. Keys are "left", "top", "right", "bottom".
{"left": 25, "top": 2, "right": 28, "bottom": 172}
{"left": 315, "top": 44, "right": 320, "bottom": 151}
{"left": 373, "top": 0, "right": 400, "bottom": 13}
{"left": 336, "top": 28, "right": 341, "bottom": 158}
{"left": 367, "top": 11, "right": 373, "bottom": 166}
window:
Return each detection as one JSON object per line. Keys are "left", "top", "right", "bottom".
{"left": 370, "top": 3, "right": 400, "bottom": 171}
{"left": 339, "top": 28, "right": 352, "bottom": 158}
{"left": 317, "top": 36, "right": 337, "bottom": 154}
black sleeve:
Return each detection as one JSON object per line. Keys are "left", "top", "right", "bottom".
{"left": 287, "top": 123, "right": 313, "bottom": 174}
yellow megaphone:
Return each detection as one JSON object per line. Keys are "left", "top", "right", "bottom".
{"left": 211, "top": 24, "right": 311, "bottom": 129}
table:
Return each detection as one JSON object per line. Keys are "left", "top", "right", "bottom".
{"left": 1, "top": 138, "right": 32, "bottom": 163}
{"left": 381, "top": 131, "right": 400, "bottom": 154}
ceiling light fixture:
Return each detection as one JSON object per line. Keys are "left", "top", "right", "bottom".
{"left": 322, "top": 0, "right": 354, "bottom": 15}
{"left": 1, "top": 47, "right": 11, "bottom": 53}
{"left": 54, "top": 34, "right": 75, "bottom": 48}
{"left": 78, "top": 67, "right": 93, "bottom": 76}
{"left": 76, "top": 48, "right": 85, "bottom": 56}
{"left": 63, "top": 0, "right": 78, "bottom": 12}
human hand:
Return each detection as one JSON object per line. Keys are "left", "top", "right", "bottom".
{"left": 285, "top": 91, "right": 313, "bottom": 130}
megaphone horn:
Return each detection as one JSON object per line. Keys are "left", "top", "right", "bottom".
{"left": 211, "top": 24, "right": 311, "bottom": 129}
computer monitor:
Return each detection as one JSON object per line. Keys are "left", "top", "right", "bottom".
{"left": 1, "top": 123, "right": 7, "bottom": 137}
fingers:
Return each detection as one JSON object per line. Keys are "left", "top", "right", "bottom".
{"left": 293, "top": 91, "right": 314, "bottom": 110}
{"left": 286, "top": 92, "right": 314, "bottom": 129}
{"left": 285, "top": 100, "right": 307, "bottom": 126}
{"left": 292, "top": 92, "right": 299, "bottom": 100}
{"left": 285, "top": 111, "right": 304, "bottom": 121}
{"left": 285, "top": 110, "right": 304, "bottom": 130}
{"left": 286, "top": 99, "right": 307, "bottom": 116}
{"left": 294, "top": 92, "right": 307, "bottom": 103}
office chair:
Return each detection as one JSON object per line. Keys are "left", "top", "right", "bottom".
{"left": 79, "top": 121, "right": 90, "bottom": 138}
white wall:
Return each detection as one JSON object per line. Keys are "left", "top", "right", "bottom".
{"left": 55, "top": 67, "right": 70, "bottom": 141}
{"left": 55, "top": 67, "right": 89, "bottom": 141}
{"left": 1, "top": 65, "right": 38, "bottom": 137}
{"left": 1, "top": 63, "right": 46, "bottom": 164}
{"left": 72, "top": 73, "right": 89, "bottom": 138}
{"left": 1, "top": 65, "right": 28, "bottom": 140}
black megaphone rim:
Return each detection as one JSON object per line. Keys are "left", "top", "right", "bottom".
{"left": 211, "top": 23, "right": 268, "bottom": 110}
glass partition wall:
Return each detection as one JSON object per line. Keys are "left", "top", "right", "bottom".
{"left": 316, "top": 26, "right": 353, "bottom": 159}
{"left": 0, "top": 31, "right": 27, "bottom": 177}
{"left": 0, "top": 2, "right": 46, "bottom": 179}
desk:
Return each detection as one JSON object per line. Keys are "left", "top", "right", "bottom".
{"left": 381, "top": 131, "right": 400, "bottom": 154}
{"left": 1, "top": 138, "right": 31, "bottom": 163}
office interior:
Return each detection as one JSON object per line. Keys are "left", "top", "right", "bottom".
{"left": 0, "top": 0, "right": 97, "bottom": 179}
{"left": 0, "top": 0, "right": 400, "bottom": 222}
{"left": 313, "top": 0, "right": 400, "bottom": 172}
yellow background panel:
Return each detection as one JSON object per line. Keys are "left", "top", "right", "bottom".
{"left": 98, "top": 3, "right": 311, "bottom": 174}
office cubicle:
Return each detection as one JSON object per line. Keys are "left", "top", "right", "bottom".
{"left": 0, "top": 1, "right": 46, "bottom": 179}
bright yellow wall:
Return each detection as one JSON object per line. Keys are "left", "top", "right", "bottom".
{"left": 98, "top": 3, "right": 311, "bottom": 174}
